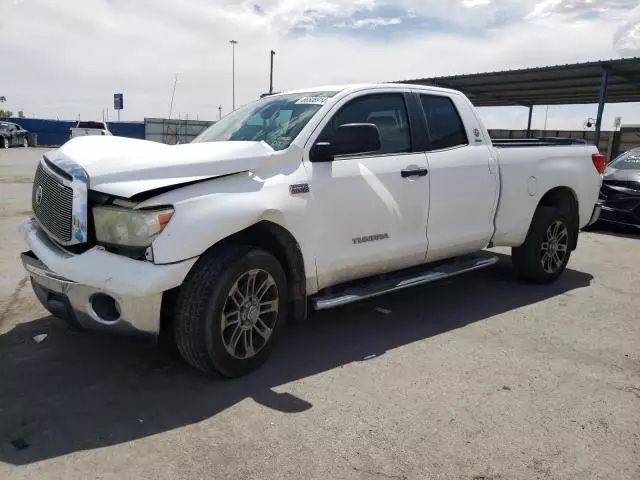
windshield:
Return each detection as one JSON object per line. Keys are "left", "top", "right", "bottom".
{"left": 609, "top": 148, "right": 640, "bottom": 170}
{"left": 192, "top": 91, "right": 339, "bottom": 151}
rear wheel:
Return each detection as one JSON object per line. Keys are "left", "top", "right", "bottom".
{"left": 173, "top": 245, "right": 288, "bottom": 377}
{"left": 512, "top": 207, "right": 574, "bottom": 283}
{"left": 1, "top": 138, "right": 7, "bottom": 149}
{"left": 23, "top": 136, "right": 28, "bottom": 147}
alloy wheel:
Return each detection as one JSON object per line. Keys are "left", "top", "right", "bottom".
{"left": 220, "top": 269, "right": 279, "bottom": 360}
{"left": 540, "top": 220, "right": 569, "bottom": 273}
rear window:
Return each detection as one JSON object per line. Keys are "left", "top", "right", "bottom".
{"left": 77, "top": 121, "right": 106, "bottom": 129}
{"left": 609, "top": 148, "right": 640, "bottom": 170}
{"left": 419, "top": 95, "right": 468, "bottom": 151}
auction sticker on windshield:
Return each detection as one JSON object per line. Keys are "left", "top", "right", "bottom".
{"left": 295, "top": 96, "right": 330, "bottom": 105}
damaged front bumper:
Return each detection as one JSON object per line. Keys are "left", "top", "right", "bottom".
{"left": 20, "top": 218, "right": 198, "bottom": 336}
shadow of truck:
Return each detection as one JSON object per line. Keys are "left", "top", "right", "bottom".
{"left": 0, "top": 254, "right": 593, "bottom": 465}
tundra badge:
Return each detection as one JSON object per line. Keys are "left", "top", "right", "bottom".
{"left": 289, "top": 183, "right": 310, "bottom": 195}
{"left": 352, "top": 233, "right": 389, "bottom": 244}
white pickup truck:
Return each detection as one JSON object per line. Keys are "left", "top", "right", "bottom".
{"left": 69, "top": 121, "right": 112, "bottom": 139}
{"left": 20, "top": 83, "right": 604, "bottom": 377}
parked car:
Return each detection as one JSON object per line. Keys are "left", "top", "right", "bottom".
{"left": 20, "top": 83, "right": 603, "bottom": 377}
{"left": 598, "top": 147, "right": 640, "bottom": 228}
{"left": 69, "top": 121, "right": 112, "bottom": 139}
{"left": 0, "top": 121, "right": 29, "bottom": 148}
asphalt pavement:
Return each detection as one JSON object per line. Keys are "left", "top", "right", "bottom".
{"left": 0, "top": 147, "right": 639, "bottom": 480}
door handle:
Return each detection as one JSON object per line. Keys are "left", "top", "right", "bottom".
{"left": 401, "top": 168, "right": 428, "bottom": 178}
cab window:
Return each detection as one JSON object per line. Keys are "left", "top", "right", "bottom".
{"left": 420, "top": 95, "right": 468, "bottom": 151}
{"left": 321, "top": 93, "right": 412, "bottom": 155}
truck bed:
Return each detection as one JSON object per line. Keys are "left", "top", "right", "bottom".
{"left": 490, "top": 141, "right": 601, "bottom": 247}
{"left": 492, "top": 137, "right": 588, "bottom": 148}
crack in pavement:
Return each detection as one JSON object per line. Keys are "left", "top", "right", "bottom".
{"left": 0, "top": 276, "right": 29, "bottom": 330}
{"left": 342, "top": 457, "right": 408, "bottom": 480}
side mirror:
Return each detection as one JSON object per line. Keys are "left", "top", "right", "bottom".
{"left": 309, "top": 123, "right": 381, "bottom": 162}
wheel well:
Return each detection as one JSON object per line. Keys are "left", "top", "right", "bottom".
{"left": 215, "top": 221, "right": 307, "bottom": 322}
{"left": 160, "top": 221, "right": 308, "bottom": 340}
{"left": 214, "top": 221, "right": 307, "bottom": 322}
{"left": 537, "top": 187, "right": 579, "bottom": 250}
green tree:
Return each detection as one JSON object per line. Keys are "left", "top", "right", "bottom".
{"left": 0, "top": 97, "right": 10, "bottom": 117}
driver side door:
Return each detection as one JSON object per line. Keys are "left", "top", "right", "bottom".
{"left": 304, "top": 91, "right": 430, "bottom": 290}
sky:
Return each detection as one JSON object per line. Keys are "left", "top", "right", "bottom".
{"left": 0, "top": 0, "right": 639, "bottom": 130}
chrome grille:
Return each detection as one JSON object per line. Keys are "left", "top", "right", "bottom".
{"left": 32, "top": 163, "right": 73, "bottom": 242}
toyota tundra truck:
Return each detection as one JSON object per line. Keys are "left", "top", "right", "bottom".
{"left": 20, "top": 83, "right": 604, "bottom": 377}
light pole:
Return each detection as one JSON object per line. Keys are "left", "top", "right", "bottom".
{"left": 269, "top": 49, "right": 275, "bottom": 94}
{"left": 544, "top": 105, "right": 549, "bottom": 132}
{"left": 230, "top": 39, "right": 238, "bottom": 110}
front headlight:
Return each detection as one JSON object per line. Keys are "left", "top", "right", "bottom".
{"left": 93, "top": 206, "right": 174, "bottom": 247}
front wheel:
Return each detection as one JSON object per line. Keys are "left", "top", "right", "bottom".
{"left": 22, "top": 136, "right": 28, "bottom": 147}
{"left": 512, "top": 207, "right": 575, "bottom": 283}
{"left": 173, "top": 245, "right": 288, "bottom": 377}
{"left": 1, "top": 138, "right": 7, "bottom": 149}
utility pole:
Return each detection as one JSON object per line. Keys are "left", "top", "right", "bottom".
{"left": 269, "top": 50, "right": 275, "bottom": 94}
{"left": 218, "top": 105, "right": 222, "bottom": 120}
{"left": 544, "top": 105, "right": 549, "bottom": 132}
{"left": 168, "top": 73, "right": 179, "bottom": 119}
{"left": 230, "top": 39, "right": 238, "bottom": 110}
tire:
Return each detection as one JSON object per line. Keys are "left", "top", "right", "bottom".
{"left": 512, "top": 206, "right": 575, "bottom": 284}
{"left": 23, "top": 136, "right": 28, "bottom": 148}
{"left": 173, "top": 245, "right": 288, "bottom": 377}
{"left": 1, "top": 138, "right": 7, "bottom": 149}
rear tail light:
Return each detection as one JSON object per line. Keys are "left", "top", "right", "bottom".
{"left": 592, "top": 153, "right": 606, "bottom": 175}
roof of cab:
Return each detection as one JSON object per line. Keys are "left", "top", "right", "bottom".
{"left": 276, "top": 83, "right": 461, "bottom": 97}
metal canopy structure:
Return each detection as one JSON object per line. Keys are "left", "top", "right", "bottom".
{"left": 398, "top": 57, "right": 640, "bottom": 146}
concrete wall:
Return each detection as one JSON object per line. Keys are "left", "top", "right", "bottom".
{"left": 144, "top": 118, "right": 214, "bottom": 144}
{"left": 616, "top": 126, "right": 640, "bottom": 157}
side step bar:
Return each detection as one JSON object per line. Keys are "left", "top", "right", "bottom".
{"left": 313, "top": 252, "right": 499, "bottom": 310}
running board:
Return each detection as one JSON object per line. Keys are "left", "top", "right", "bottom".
{"left": 313, "top": 252, "right": 499, "bottom": 311}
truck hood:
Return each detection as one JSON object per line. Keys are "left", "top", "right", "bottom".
{"left": 603, "top": 165, "right": 640, "bottom": 183}
{"left": 47, "top": 136, "right": 275, "bottom": 198}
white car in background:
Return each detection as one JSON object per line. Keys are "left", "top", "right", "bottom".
{"left": 69, "top": 121, "right": 112, "bottom": 139}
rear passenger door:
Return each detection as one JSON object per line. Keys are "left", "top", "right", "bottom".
{"left": 418, "top": 93, "right": 499, "bottom": 262}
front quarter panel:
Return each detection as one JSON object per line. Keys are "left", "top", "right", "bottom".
{"left": 138, "top": 147, "right": 318, "bottom": 292}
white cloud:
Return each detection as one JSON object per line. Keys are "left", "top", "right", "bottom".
{"left": 337, "top": 17, "right": 402, "bottom": 29}
{"left": 613, "top": 5, "right": 640, "bottom": 54}
{"left": 462, "top": 0, "right": 492, "bottom": 8}
{"left": 0, "top": 0, "right": 639, "bottom": 128}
